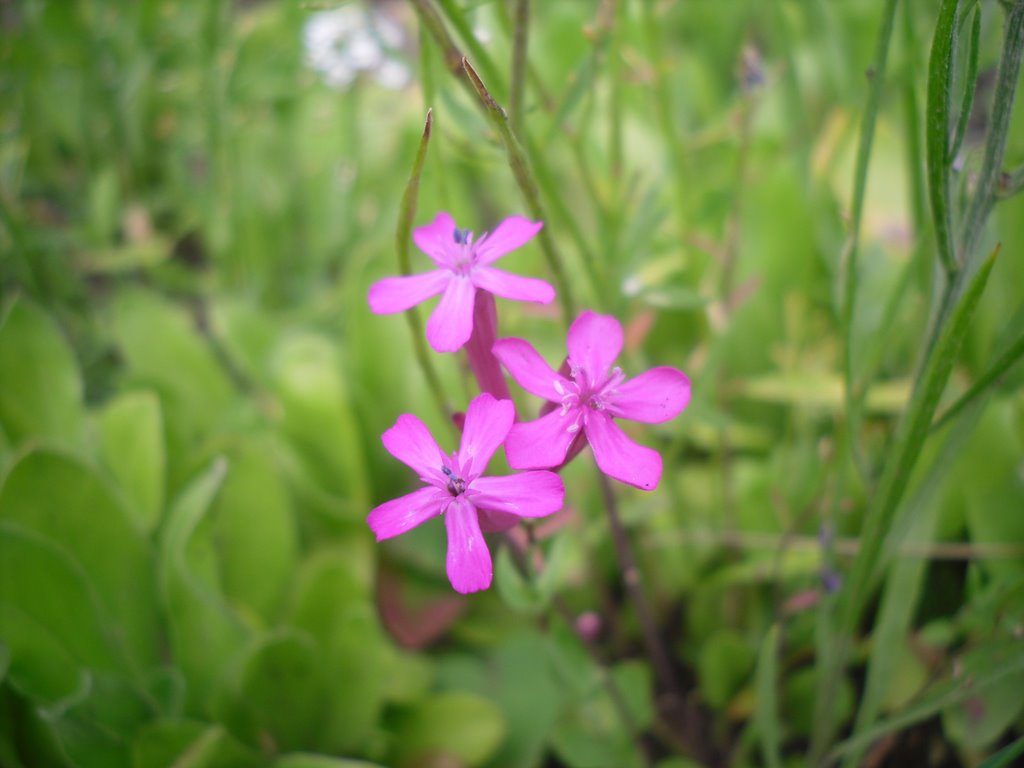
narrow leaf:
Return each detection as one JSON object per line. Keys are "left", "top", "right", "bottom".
{"left": 949, "top": 3, "right": 981, "bottom": 163}
{"left": 925, "top": 0, "right": 962, "bottom": 276}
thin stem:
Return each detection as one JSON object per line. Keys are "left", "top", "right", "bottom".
{"left": 461, "top": 57, "right": 576, "bottom": 321}
{"left": 395, "top": 110, "right": 452, "bottom": 425}
{"left": 595, "top": 468, "right": 684, "bottom": 723}
{"left": 510, "top": 0, "right": 529, "bottom": 137}
{"left": 959, "top": 0, "right": 1024, "bottom": 265}
{"left": 839, "top": 0, "right": 900, "bottom": 487}
{"left": 501, "top": 532, "right": 654, "bottom": 768}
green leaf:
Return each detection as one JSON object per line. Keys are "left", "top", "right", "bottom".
{"left": 979, "top": 736, "right": 1024, "bottom": 768}
{"left": 0, "top": 296, "right": 84, "bottom": 447}
{"left": 698, "top": 629, "right": 756, "bottom": 709}
{"left": 216, "top": 630, "right": 325, "bottom": 753}
{"left": 96, "top": 390, "right": 165, "bottom": 533}
{"left": 43, "top": 672, "right": 153, "bottom": 768}
{"left": 829, "top": 640, "right": 1024, "bottom": 763}
{"left": 132, "top": 721, "right": 266, "bottom": 768}
{"left": 0, "top": 523, "right": 117, "bottom": 704}
{"left": 393, "top": 692, "right": 506, "bottom": 768}
{"left": 0, "top": 448, "right": 159, "bottom": 670}
{"left": 755, "top": 625, "right": 783, "bottom": 768}
{"left": 314, "top": 604, "right": 391, "bottom": 753}
{"left": 158, "top": 458, "right": 248, "bottom": 715}
{"left": 494, "top": 546, "right": 544, "bottom": 616}
{"left": 273, "top": 756, "right": 385, "bottom": 768}
{"left": 110, "top": 288, "right": 234, "bottom": 458}
{"left": 925, "top": 0, "right": 961, "bottom": 275}
{"left": 269, "top": 332, "right": 369, "bottom": 504}
{"left": 210, "top": 442, "right": 297, "bottom": 621}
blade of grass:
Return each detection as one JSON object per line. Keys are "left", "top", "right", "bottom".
{"left": 930, "top": 315, "right": 1024, "bottom": 431}
{"left": 839, "top": 0, "right": 899, "bottom": 484}
{"left": 755, "top": 624, "right": 783, "bottom": 768}
{"left": 948, "top": 2, "right": 981, "bottom": 164}
{"left": 843, "top": 386, "right": 992, "bottom": 768}
{"left": 813, "top": 243, "right": 999, "bottom": 763}
{"left": 435, "top": 0, "right": 506, "bottom": 100}
{"left": 925, "top": 0, "right": 963, "bottom": 278}
{"left": 395, "top": 110, "right": 452, "bottom": 426}
{"left": 979, "top": 735, "right": 1024, "bottom": 768}
{"left": 828, "top": 640, "right": 1024, "bottom": 764}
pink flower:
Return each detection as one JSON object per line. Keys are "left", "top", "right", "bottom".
{"left": 367, "top": 393, "right": 565, "bottom": 594}
{"left": 493, "top": 311, "right": 691, "bottom": 491}
{"left": 367, "top": 212, "right": 555, "bottom": 353}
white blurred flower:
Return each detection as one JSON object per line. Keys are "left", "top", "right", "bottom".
{"left": 303, "top": 4, "right": 410, "bottom": 91}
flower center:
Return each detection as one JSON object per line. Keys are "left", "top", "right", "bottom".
{"left": 448, "top": 227, "right": 481, "bottom": 276}
{"left": 552, "top": 362, "right": 626, "bottom": 434}
{"left": 442, "top": 465, "right": 467, "bottom": 497}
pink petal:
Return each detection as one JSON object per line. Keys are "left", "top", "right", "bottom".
{"left": 381, "top": 413, "right": 446, "bottom": 480}
{"left": 458, "top": 393, "right": 514, "bottom": 478}
{"left": 445, "top": 497, "right": 492, "bottom": 593}
{"left": 367, "top": 271, "right": 450, "bottom": 314}
{"left": 608, "top": 367, "right": 691, "bottom": 424}
{"left": 470, "top": 471, "right": 564, "bottom": 517}
{"left": 567, "top": 311, "right": 623, "bottom": 381}
{"left": 465, "top": 291, "right": 511, "bottom": 400}
{"left": 477, "top": 509, "right": 520, "bottom": 532}
{"left": 368, "top": 486, "right": 448, "bottom": 541}
{"left": 584, "top": 412, "right": 662, "bottom": 490}
{"left": 504, "top": 409, "right": 579, "bottom": 470}
{"left": 492, "top": 338, "right": 567, "bottom": 402}
{"left": 412, "top": 211, "right": 458, "bottom": 268}
{"left": 474, "top": 217, "right": 543, "bottom": 265}
{"left": 426, "top": 276, "right": 476, "bottom": 352}
{"left": 471, "top": 267, "right": 555, "bottom": 304}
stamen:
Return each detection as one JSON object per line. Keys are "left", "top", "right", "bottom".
{"left": 453, "top": 227, "right": 468, "bottom": 244}
{"left": 553, "top": 379, "right": 565, "bottom": 395}
{"left": 441, "top": 465, "right": 466, "bottom": 496}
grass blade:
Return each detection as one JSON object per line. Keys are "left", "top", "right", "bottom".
{"left": 925, "top": 0, "right": 962, "bottom": 277}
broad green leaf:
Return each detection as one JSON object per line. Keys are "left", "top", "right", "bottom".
{"left": 210, "top": 442, "right": 297, "bottom": 621}
{"left": 132, "top": 721, "right": 265, "bottom": 768}
{"left": 314, "top": 604, "right": 390, "bottom": 754}
{"left": 495, "top": 546, "right": 544, "bottom": 616}
{"left": 393, "top": 692, "right": 506, "bottom": 768}
{"left": 0, "top": 296, "right": 84, "bottom": 446}
{"left": 942, "top": 643, "right": 1024, "bottom": 751}
{"left": 216, "top": 630, "right": 325, "bottom": 753}
{"left": 0, "top": 524, "right": 117, "bottom": 704}
{"left": 269, "top": 332, "right": 369, "bottom": 505}
{"left": 0, "top": 448, "right": 159, "bottom": 669}
{"left": 97, "top": 390, "right": 165, "bottom": 533}
{"left": 273, "top": 756, "right": 385, "bottom": 768}
{"left": 159, "top": 458, "right": 248, "bottom": 715}
{"left": 286, "top": 548, "right": 372, "bottom": 642}
{"left": 43, "top": 672, "right": 153, "bottom": 768}
{"left": 110, "top": 288, "right": 234, "bottom": 485}
{"left": 698, "top": 629, "right": 756, "bottom": 709}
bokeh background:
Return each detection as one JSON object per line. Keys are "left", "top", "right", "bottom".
{"left": 1, "top": 1, "right": 1023, "bottom": 767}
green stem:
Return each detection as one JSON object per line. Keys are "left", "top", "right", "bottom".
{"left": 510, "top": 0, "right": 529, "bottom": 137}
{"left": 461, "top": 57, "right": 576, "bottom": 321}
{"left": 395, "top": 110, "right": 452, "bottom": 425}
{"left": 839, "top": 0, "right": 899, "bottom": 494}
{"left": 959, "top": 0, "right": 1024, "bottom": 265}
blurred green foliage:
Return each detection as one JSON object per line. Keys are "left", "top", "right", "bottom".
{"left": 1, "top": 0, "right": 1023, "bottom": 766}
